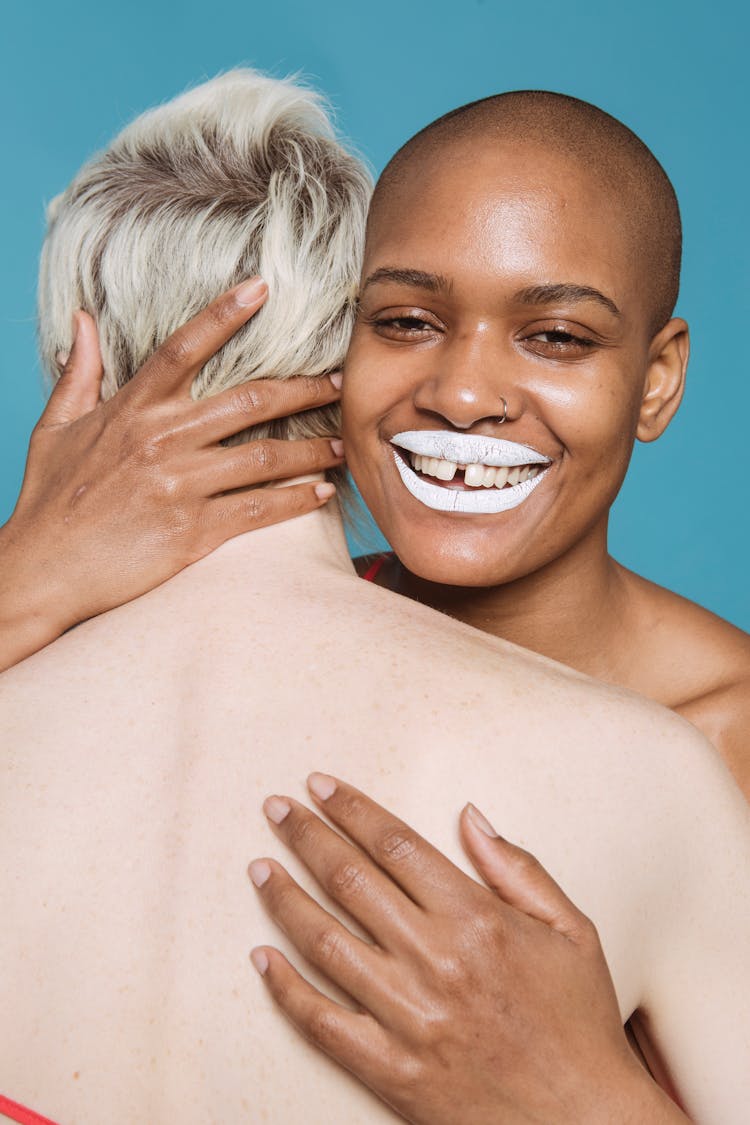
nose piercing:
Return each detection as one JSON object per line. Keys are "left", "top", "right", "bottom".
{"left": 498, "top": 396, "right": 508, "bottom": 424}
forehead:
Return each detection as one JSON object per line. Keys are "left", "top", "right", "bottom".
{"left": 365, "top": 140, "right": 641, "bottom": 308}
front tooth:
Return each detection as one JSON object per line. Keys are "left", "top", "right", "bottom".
{"left": 435, "top": 459, "right": 457, "bottom": 481}
{"left": 482, "top": 467, "right": 497, "bottom": 487}
{"left": 464, "top": 463, "right": 486, "bottom": 487}
{"left": 428, "top": 458, "right": 441, "bottom": 476}
{"left": 519, "top": 466, "right": 530, "bottom": 483}
{"left": 494, "top": 466, "right": 509, "bottom": 489}
{"left": 507, "top": 466, "right": 521, "bottom": 487}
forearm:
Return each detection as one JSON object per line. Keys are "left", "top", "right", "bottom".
{"left": 0, "top": 524, "right": 69, "bottom": 671}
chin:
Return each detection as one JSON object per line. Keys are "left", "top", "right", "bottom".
{"left": 391, "top": 527, "right": 534, "bottom": 589}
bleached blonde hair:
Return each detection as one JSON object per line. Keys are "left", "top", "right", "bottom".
{"left": 38, "top": 69, "right": 372, "bottom": 463}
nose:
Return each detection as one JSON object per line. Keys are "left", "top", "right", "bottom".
{"left": 412, "top": 329, "right": 514, "bottom": 429}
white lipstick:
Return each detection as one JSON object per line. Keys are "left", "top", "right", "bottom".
{"left": 390, "top": 432, "right": 550, "bottom": 515}
{"left": 392, "top": 431, "right": 550, "bottom": 468}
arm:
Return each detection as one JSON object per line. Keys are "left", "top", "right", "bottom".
{"left": 0, "top": 281, "right": 343, "bottom": 672}
{"left": 248, "top": 775, "right": 689, "bottom": 1125}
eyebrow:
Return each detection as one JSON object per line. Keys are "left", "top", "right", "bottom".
{"left": 361, "top": 267, "right": 453, "bottom": 295}
{"left": 360, "top": 270, "right": 621, "bottom": 319}
{"left": 512, "top": 283, "right": 621, "bottom": 318}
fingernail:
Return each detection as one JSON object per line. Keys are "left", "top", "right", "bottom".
{"left": 250, "top": 948, "right": 269, "bottom": 975}
{"left": 249, "top": 859, "right": 272, "bottom": 887}
{"left": 466, "top": 803, "right": 499, "bottom": 838}
{"left": 235, "top": 277, "right": 267, "bottom": 307}
{"left": 263, "top": 796, "right": 291, "bottom": 824}
{"left": 330, "top": 439, "right": 345, "bottom": 458}
{"left": 329, "top": 371, "right": 343, "bottom": 390}
{"left": 307, "top": 772, "right": 337, "bottom": 801}
{"left": 55, "top": 350, "right": 70, "bottom": 370}
{"left": 314, "top": 482, "right": 336, "bottom": 501}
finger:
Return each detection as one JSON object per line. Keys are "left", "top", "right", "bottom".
{"left": 459, "top": 803, "right": 592, "bottom": 942}
{"left": 188, "top": 374, "right": 342, "bottom": 446}
{"left": 250, "top": 946, "right": 398, "bottom": 1097}
{"left": 198, "top": 439, "right": 344, "bottom": 494}
{"left": 260, "top": 796, "right": 421, "bottom": 947}
{"left": 305, "top": 774, "right": 478, "bottom": 912}
{"left": 206, "top": 480, "right": 337, "bottom": 541}
{"left": 40, "top": 311, "right": 104, "bottom": 425}
{"left": 248, "top": 857, "right": 386, "bottom": 1011}
{"left": 128, "top": 277, "right": 268, "bottom": 400}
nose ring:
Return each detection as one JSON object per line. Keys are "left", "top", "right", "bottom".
{"left": 498, "top": 396, "right": 508, "bottom": 424}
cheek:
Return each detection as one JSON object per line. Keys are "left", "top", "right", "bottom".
{"left": 532, "top": 369, "right": 642, "bottom": 470}
{"left": 340, "top": 371, "right": 378, "bottom": 450}
{"left": 342, "top": 339, "right": 375, "bottom": 435}
{"left": 340, "top": 361, "right": 390, "bottom": 503}
{"left": 342, "top": 334, "right": 415, "bottom": 441}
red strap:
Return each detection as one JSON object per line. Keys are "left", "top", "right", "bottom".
{"left": 0, "top": 1095, "right": 61, "bottom": 1125}
{"left": 361, "top": 555, "right": 388, "bottom": 583}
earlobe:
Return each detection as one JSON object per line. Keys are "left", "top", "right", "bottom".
{"left": 636, "top": 318, "right": 690, "bottom": 443}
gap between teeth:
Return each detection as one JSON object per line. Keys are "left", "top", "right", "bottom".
{"left": 408, "top": 453, "right": 543, "bottom": 489}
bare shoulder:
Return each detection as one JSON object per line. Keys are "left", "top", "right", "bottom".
{"left": 675, "top": 674, "right": 750, "bottom": 799}
{"left": 624, "top": 569, "right": 750, "bottom": 794}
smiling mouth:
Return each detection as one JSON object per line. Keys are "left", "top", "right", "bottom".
{"left": 390, "top": 430, "right": 551, "bottom": 514}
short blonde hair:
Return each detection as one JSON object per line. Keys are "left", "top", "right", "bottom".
{"left": 38, "top": 69, "right": 372, "bottom": 461}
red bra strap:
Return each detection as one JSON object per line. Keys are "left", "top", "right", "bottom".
{"left": 0, "top": 1094, "right": 62, "bottom": 1125}
{"left": 361, "top": 555, "right": 388, "bottom": 583}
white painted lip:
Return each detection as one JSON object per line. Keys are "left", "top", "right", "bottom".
{"left": 392, "top": 448, "right": 548, "bottom": 514}
{"left": 391, "top": 430, "right": 551, "bottom": 468}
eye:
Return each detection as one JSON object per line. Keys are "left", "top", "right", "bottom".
{"left": 360, "top": 308, "right": 442, "bottom": 342}
{"left": 384, "top": 316, "right": 433, "bottom": 333}
{"left": 522, "top": 326, "right": 597, "bottom": 357}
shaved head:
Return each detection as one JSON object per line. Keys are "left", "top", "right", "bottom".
{"left": 370, "top": 91, "right": 682, "bottom": 334}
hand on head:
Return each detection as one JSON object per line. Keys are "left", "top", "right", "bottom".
{"left": 0, "top": 285, "right": 343, "bottom": 672}
{"left": 0, "top": 67, "right": 370, "bottom": 672}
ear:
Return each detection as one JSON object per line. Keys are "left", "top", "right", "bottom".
{"left": 636, "top": 317, "right": 689, "bottom": 443}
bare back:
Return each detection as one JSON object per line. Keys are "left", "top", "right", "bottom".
{"left": 1, "top": 511, "right": 748, "bottom": 1124}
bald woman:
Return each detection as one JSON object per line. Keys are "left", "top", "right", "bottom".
{"left": 346, "top": 90, "right": 749, "bottom": 794}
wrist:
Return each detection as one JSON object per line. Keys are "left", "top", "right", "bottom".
{"left": 580, "top": 1053, "right": 689, "bottom": 1125}
{"left": 0, "top": 523, "right": 72, "bottom": 670}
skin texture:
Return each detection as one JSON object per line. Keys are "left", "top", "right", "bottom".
{"left": 344, "top": 134, "right": 750, "bottom": 793}
{"left": 249, "top": 777, "right": 689, "bottom": 1125}
{"left": 0, "top": 282, "right": 343, "bottom": 672}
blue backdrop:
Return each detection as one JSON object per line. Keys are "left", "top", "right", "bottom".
{"left": 2, "top": 0, "right": 747, "bottom": 628}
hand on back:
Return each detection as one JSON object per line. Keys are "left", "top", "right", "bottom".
{"left": 249, "top": 777, "right": 687, "bottom": 1125}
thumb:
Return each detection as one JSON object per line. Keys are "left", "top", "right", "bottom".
{"left": 459, "top": 803, "right": 592, "bottom": 943}
{"left": 41, "top": 310, "right": 104, "bottom": 425}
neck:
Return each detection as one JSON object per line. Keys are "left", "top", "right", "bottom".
{"left": 398, "top": 519, "right": 635, "bottom": 682}
{"left": 195, "top": 493, "right": 355, "bottom": 586}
